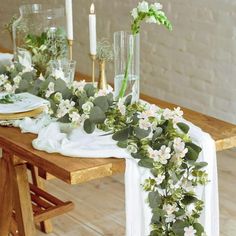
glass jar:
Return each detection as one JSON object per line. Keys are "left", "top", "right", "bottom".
{"left": 114, "top": 31, "right": 140, "bottom": 103}
{"left": 12, "top": 4, "right": 68, "bottom": 75}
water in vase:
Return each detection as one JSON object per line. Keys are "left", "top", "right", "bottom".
{"left": 114, "top": 74, "right": 140, "bottom": 103}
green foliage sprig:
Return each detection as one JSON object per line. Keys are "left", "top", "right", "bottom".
{"left": 119, "top": 1, "right": 172, "bottom": 99}
{"left": 23, "top": 27, "right": 68, "bottom": 75}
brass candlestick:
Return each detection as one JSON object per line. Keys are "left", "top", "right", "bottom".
{"left": 98, "top": 60, "right": 107, "bottom": 90}
{"left": 90, "top": 54, "right": 96, "bottom": 85}
{"left": 68, "top": 39, "right": 73, "bottom": 60}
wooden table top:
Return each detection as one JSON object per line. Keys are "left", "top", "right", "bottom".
{"left": 1, "top": 47, "right": 236, "bottom": 185}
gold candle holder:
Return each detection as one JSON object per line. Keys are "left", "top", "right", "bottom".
{"left": 68, "top": 39, "right": 73, "bottom": 60}
{"left": 90, "top": 54, "right": 96, "bottom": 85}
{"left": 98, "top": 60, "right": 107, "bottom": 90}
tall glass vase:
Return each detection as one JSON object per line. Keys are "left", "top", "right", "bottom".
{"left": 114, "top": 31, "right": 140, "bottom": 103}
{"left": 12, "top": 4, "right": 68, "bottom": 75}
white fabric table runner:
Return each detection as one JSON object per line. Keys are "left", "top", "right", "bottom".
{"left": 17, "top": 117, "right": 219, "bottom": 236}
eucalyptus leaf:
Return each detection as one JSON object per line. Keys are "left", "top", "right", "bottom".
{"left": 78, "top": 96, "right": 88, "bottom": 109}
{"left": 112, "top": 127, "right": 130, "bottom": 141}
{"left": 177, "top": 122, "right": 190, "bottom": 134}
{"left": 193, "top": 162, "right": 208, "bottom": 170}
{"left": 21, "top": 71, "right": 35, "bottom": 81}
{"left": 186, "top": 142, "right": 202, "bottom": 154}
{"left": 131, "top": 152, "right": 143, "bottom": 159}
{"left": 182, "top": 194, "right": 198, "bottom": 205}
{"left": 117, "top": 140, "right": 128, "bottom": 148}
{"left": 107, "top": 92, "right": 114, "bottom": 105}
{"left": 90, "top": 106, "right": 106, "bottom": 124}
{"left": 151, "top": 207, "right": 165, "bottom": 224}
{"left": 84, "top": 84, "right": 96, "bottom": 97}
{"left": 84, "top": 119, "right": 95, "bottom": 134}
{"left": 185, "top": 146, "right": 199, "bottom": 162}
{"left": 172, "top": 220, "right": 190, "bottom": 236}
{"left": 134, "top": 127, "right": 150, "bottom": 139}
{"left": 93, "top": 96, "right": 109, "bottom": 112}
{"left": 193, "top": 223, "right": 204, "bottom": 236}
{"left": 148, "top": 191, "right": 161, "bottom": 209}
{"left": 54, "top": 79, "right": 67, "bottom": 92}
{"left": 138, "top": 158, "right": 154, "bottom": 168}
{"left": 152, "top": 127, "right": 163, "bottom": 141}
{"left": 16, "top": 79, "right": 32, "bottom": 92}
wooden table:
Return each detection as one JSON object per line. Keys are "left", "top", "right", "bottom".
{"left": 0, "top": 45, "right": 236, "bottom": 235}
{"left": 0, "top": 93, "right": 236, "bottom": 236}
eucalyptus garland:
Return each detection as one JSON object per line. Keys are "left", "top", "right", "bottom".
{"left": 0, "top": 56, "right": 208, "bottom": 235}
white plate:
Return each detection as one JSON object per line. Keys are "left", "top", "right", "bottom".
{"left": 0, "top": 93, "right": 49, "bottom": 114}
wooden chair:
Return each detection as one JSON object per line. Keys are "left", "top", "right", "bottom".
{"left": 9, "top": 164, "right": 74, "bottom": 236}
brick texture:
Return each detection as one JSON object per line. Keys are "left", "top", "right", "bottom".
{"left": 0, "top": 0, "right": 236, "bottom": 124}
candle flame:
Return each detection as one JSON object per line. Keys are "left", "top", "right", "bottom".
{"left": 90, "top": 3, "right": 95, "bottom": 14}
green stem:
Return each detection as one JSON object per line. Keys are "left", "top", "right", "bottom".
{"left": 118, "top": 52, "right": 133, "bottom": 98}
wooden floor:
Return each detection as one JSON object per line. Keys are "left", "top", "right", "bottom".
{"left": 35, "top": 149, "right": 236, "bottom": 236}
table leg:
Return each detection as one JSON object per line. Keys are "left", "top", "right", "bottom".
{"left": 12, "top": 159, "right": 36, "bottom": 236}
{"left": 0, "top": 151, "right": 14, "bottom": 236}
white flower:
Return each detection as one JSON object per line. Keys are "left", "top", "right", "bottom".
{"left": 117, "top": 99, "right": 126, "bottom": 116}
{"left": 131, "top": 8, "right": 138, "bottom": 19}
{"left": 69, "top": 112, "right": 82, "bottom": 126}
{"left": 138, "top": 1, "right": 149, "bottom": 13}
{"left": 155, "top": 174, "right": 165, "bottom": 185}
{"left": 163, "top": 107, "right": 184, "bottom": 125}
{"left": 13, "top": 75, "right": 21, "bottom": 85}
{"left": 148, "top": 146, "right": 159, "bottom": 161}
{"left": 45, "top": 82, "right": 55, "bottom": 98}
{"left": 146, "top": 16, "right": 157, "bottom": 24}
{"left": 151, "top": 2, "right": 163, "bottom": 11}
{"left": 174, "top": 107, "right": 184, "bottom": 118}
{"left": 0, "top": 74, "right": 8, "bottom": 86}
{"left": 163, "top": 203, "right": 179, "bottom": 215}
{"left": 139, "top": 118, "right": 152, "bottom": 130}
{"left": 165, "top": 213, "right": 176, "bottom": 223}
{"left": 138, "top": 104, "right": 159, "bottom": 119}
{"left": 184, "top": 226, "right": 197, "bottom": 236}
{"left": 72, "top": 80, "right": 86, "bottom": 93}
{"left": 96, "top": 85, "right": 113, "bottom": 97}
{"left": 52, "top": 68, "right": 65, "bottom": 80}
{"left": 82, "top": 101, "right": 94, "bottom": 114}
{"left": 163, "top": 108, "right": 174, "bottom": 120}
{"left": 57, "top": 99, "right": 75, "bottom": 118}
{"left": 127, "top": 143, "right": 138, "bottom": 154}
{"left": 182, "top": 180, "right": 194, "bottom": 192}
{"left": 173, "top": 137, "right": 188, "bottom": 158}
{"left": 151, "top": 145, "right": 171, "bottom": 164}
{"left": 4, "top": 83, "right": 14, "bottom": 93}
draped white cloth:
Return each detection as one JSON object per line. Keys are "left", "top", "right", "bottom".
{"left": 18, "top": 117, "right": 219, "bottom": 236}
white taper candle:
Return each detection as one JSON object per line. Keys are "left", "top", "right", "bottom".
{"left": 89, "top": 3, "right": 97, "bottom": 55}
{"left": 65, "top": 0, "right": 73, "bottom": 40}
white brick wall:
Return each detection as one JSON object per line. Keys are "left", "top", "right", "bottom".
{"left": 1, "top": 0, "right": 236, "bottom": 124}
